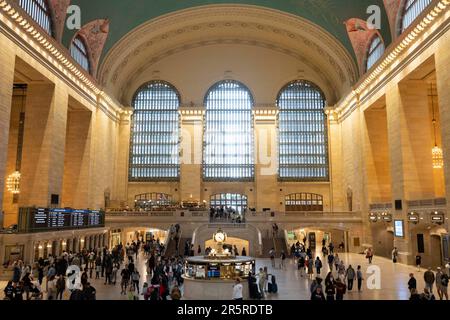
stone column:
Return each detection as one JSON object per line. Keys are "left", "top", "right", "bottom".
{"left": 254, "top": 111, "right": 278, "bottom": 212}
{"left": 19, "top": 83, "right": 68, "bottom": 208}
{"left": 435, "top": 27, "right": 450, "bottom": 233}
{"left": 0, "top": 33, "right": 16, "bottom": 226}
{"left": 112, "top": 108, "right": 132, "bottom": 207}
{"left": 61, "top": 108, "right": 92, "bottom": 208}
{"left": 385, "top": 80, "right": 435, "bottom": 264}
{"left": 180, "top": 110, "right": 203, "bottom": 203}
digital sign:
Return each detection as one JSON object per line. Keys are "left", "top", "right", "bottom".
{"left": 394, "top": 220, "right": 404, "bottom": 238}
{"left": 19, "top": 207, "right": 105, "bottom": 233}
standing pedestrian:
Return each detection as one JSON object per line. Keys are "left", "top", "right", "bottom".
{"left": 345, "top": 265, "right": 355, "bottom": 291}
{"left": 424, "top": 267, "right": 435, "bottom": 293}
{"left": 357, "top": 266, "right": 363, "bottom": 292}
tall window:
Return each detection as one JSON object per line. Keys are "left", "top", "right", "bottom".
{"left": 18, "top": 0, "right": 53, "bottom": 36}
{"left": 366, "top": 36, "right": 385, "bottom": 71}
{"left": 278, "top": 80, "right": 329, "bottom": 181}
{"left": 129, "top": 81, "right": 180, "bottom": 181}
{"left": 210, "top": 193, "right": 248, "bottom": 215}
{"left": 203, "top": 80, "right": 254, "bottom": 181}
{"left": 70, "top": 36, "right": 90, "bottom": 73}
{"left": 401, "top": 0, "right": 432, "bottom": 33}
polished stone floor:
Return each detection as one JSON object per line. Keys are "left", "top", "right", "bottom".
{"left": 0, "top": 253, "right": 442, "bottom": 300}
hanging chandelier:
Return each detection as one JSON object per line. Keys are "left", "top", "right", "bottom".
{"left": 430, "top": 83, "right": 443, "bottom": 169}
{"left": 6, "top": 171, "right": 21, "bottom": 194}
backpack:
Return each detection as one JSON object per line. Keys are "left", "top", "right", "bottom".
{"left": 441, "top": 274, "right": 449, "bottom": 287}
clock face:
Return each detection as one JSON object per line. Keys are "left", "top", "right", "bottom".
{"left": 215, "top": 232, "right": 226, "bottom": 242}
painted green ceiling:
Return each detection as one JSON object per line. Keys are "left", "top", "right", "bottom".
{"left": 65, "top": 0, "right": 391, "bottom": 62}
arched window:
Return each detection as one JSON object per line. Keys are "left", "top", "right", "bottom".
{"left": 129, "top": 81, "right": 180, "bottom": 181}
{"left": 366, "top": 36, "right": 385, "bottom": 71}
{"left": 277, "top": 80, "right": 329, "bottom": 181}
{"left": 18, "top": 0, "right": 53, "bottom": 36}
{"left": 401, "top": 0, "right": 432, "bottom": 33}
{"left": 203, "top": 80, "right": 254, "bottom": 181}
{"left": 70, "top": 36, "right": 90, "bottom": 73}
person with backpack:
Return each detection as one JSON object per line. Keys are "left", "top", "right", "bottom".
{"left": 120, "top": 267, "right": 130, "bottom": 295}
{"left": 436, "top": 267, "right": 449, "bottom": 300}
{"left": 311, "top": 286, "right": 325, "bottom": 301}
{"left": 327, "top": 253, "right": 334, "bottom": 271}
{"left": 420, "top": 288, "right": 436, "bottom": 301}
{"left": 315, "top": 257, "right": 323, "bottom": 275}
{"left": 3, "top": 281, "right": 14, "bottom": 300}
{"left": 345, "top": 265, "right": 356, "bottom": 291}
{"left": 56, "top": 275, "right": 66, "bottom": 300}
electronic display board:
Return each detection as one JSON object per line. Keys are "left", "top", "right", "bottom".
{"left": 18, "top": 207, "right": 105, "bottom": 233}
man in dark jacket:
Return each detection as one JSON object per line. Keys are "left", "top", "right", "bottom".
{"left": 82, "top": 282, "right": 96, "bottom": 300}
{"left": 424, "top": 268, "right": 435, "bottom": 293}
{"left": 408, "top": 273, "right": 417, "bottom": 292}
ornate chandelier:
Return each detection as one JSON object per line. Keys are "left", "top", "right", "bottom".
{"left": 430, "top": 83, "right": 443, "bottom": 169}
{"left": 6, "top": 171, "right": 21, "bottom": 194}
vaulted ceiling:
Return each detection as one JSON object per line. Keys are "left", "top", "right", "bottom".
{"left": 65, "top": 0, "right": 392, "bottom": 62}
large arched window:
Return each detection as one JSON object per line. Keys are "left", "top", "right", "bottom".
{"left": 70, "top": 36, "right": 90, "bottom": 73}
{"left": 401, "top": 0, "right": 432, "bottom": 33}
{"left": 277, "top": 80, "right": 329, "bottom": 181}
{"left": 366, "top": 36, "right": 385, "bottom": 71}
{"left": 203, "top": 80, "right": 254, "bottom": 181}
{"left": 129, "top": 81, "right": 180, "bottom": 181}
{"left": 18, "top": 0, "right": 53, "bottom": 36}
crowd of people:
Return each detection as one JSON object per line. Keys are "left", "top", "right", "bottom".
{"left": 2, "top": 235, "right": 186, "bottom": 301}
{"left": 209, "top": 206, "right": 245, "bottom": 223}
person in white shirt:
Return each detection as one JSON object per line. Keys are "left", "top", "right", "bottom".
{"left": 232, "top": 278, "right": 243, "bottom": 300}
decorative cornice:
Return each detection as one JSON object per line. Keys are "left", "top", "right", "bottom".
{"left": 335, "top": 0, "right": 450, "bottom": 122}
{"left": 0, "top": 0, "right": 124, "bottom": 122}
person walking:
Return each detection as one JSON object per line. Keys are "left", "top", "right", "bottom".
{"left": 298, "top": 255, "right": 306, "bottom": 278}
{"left": 365, "top": 248, "right": 373, "bottom": 264}
{"left": 345, "top": 265, "right": 356, "bottom": 291}
{"left": 327, "top": 253, "right": 334, "bottom": 271}
{"left": 325, "top": 273, "right": 336, "bottom": 301}
{"left": 315, "top": 257, "right": 323, "bottom": 275}
{"left": 311, "top": 286, "right": 325, "bottom": 301}
{"left": 280, "top": 251, "right": 286, "bottom": 270}
{"left": 307, "top": 258, "right": 314, "bottom": 280}
{"left": 408, "top": 273, "right": 417, "bottom": 293}
{"left": 356, "top": 266, "right": 363, "bottom": 292}
{"left": 335, "top": 278, "right": 346, "bottom": 300}
{"left": 436, "top": 267, "right": 449, "bottom": 300}
{"left": 269, "top": 248, "right": 276, "bottom": 269}
{"left": 258, "top": 268, "right": 266, "bottom": 299}
{"left": 232, "top": 278, "right": 244, "bottom": 301}
{"left": 424, "top": 267, "right": 435, "bottom": 294}
{"left": 392, "top": 247, "right": 399, "bottom": 263}
{"left": 415, "top": 253, "right": 422, "bottom": 272}
{"left": 334, "top": 253, "right": 340, "bottom": 271}
{"left": 56, "top": 275, "right": 66, "bottom": 300}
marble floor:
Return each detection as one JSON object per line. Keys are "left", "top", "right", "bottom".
{"left": 0, "top": 253, "right": 445, "bottom": 300}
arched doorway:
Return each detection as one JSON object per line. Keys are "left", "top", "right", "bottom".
{"left": 204, "top": 237, "right": 249, "bottom": 256}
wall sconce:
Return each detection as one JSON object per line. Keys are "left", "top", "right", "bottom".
{"left": 6, "top": 171, "right": 21, "bottom": 194}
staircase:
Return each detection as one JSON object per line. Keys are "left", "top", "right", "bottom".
{"left": 261, "top": 236, "right": 288, "bottom": 258}
{"left": 163, "top": 236, "right": 181, "bottom": 257}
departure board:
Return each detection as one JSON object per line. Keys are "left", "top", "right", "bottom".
{"left": 18, "top": 207, "right": 105, "bottom": 233}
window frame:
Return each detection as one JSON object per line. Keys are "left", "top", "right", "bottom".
{"left": 202, "top": 80, "right": 255, "bottom": 182}
{"left": 129, "top": 80, "right": 181, "bottom": 182}
{"left": 277, "top": 80, "right": 330, "bottom": 182}
{"left": 366, "top": 35, "right": 385, "bottom": 72}
{"left": 399, "top": 0, "right": 433, "bottom": 34}
{"left": 18, "top": 0, "right": 53, "bottom": 36}
{"left": 70, "top": 35, "right": 91, "bottom": 73}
